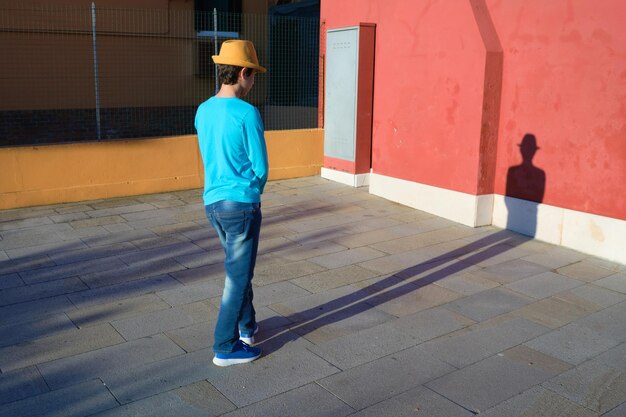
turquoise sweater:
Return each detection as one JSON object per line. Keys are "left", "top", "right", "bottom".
{"left": 195, "top": 97, "right": 269, "bottom": 206}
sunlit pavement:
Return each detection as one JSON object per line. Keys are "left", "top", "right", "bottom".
{"left": 1, "top": 176, "right": 625, "bottom": 416}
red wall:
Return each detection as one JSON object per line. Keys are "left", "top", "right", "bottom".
{"left": 321, "top": 0, "right": 626, "bottom": 221}
{"left": 321, "top": 0, "right": 489, "bottom": 194}
{"left": 487, "top": 0, "right": 626, "bottom": 220}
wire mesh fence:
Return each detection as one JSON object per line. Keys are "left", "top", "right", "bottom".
{"left": 0, "top": 3, "right": 319, "bottom": 147}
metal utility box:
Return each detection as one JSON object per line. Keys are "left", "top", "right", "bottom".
{"left": 323, "top": 23, "right": 375, "bottom": 180}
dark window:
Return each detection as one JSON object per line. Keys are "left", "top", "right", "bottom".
{"left": 194, "top": 0, "right": 242, "bottom": 33}
{"left": 194, "top": 38, "right": 217, "bottom": 78}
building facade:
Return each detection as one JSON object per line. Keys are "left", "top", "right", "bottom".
{"left": 320, "top": 0, "right": 626, "bottom": 264}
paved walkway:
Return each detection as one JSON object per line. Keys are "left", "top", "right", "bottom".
{"left": 0, "top": 176, "right": 625, "bottom": 417}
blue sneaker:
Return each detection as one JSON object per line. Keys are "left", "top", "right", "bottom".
{"left": 213, "top": 340, "right": 261, "bottom": 367}
{"left": 239, "top": 324, "right": 259, "bottom": 345}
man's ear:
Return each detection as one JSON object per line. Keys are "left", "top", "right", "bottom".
{"left": 239, "top": 68, "right": 249, "bottom": 80}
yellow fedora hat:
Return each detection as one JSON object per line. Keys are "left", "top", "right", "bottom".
{"left": 212, "top": 40, "right": 267, "bottom": 73}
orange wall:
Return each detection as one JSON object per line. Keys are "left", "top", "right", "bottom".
{"left": 0, "top": 0, "right": 269, "bottom": 111}
{"left": 321, "top": 0, "right": 626, "bottom": 221}
{"left": 0, "top": 129, "right": 323, "bottom": 209}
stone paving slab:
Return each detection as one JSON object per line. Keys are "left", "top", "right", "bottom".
{"left": 421, "top": 315, "right": 550, "bottom": 369}
{"left": 69, "top": 214, "right": 126, "bottom": 229}
{"left": 0, "top": 216, "right": 53, "bottom": 232}
{"left": 48, "top": 242, "right": 136, "bottom": 265}
{"left": 92, "top": 380, "right": 236, "bottom": 417}
{"left": 0, "top": 366, "right": 49, "bottom": 406}
{"left": 0, "top": 254, "right": 55, "bottom": 275}
{"left": 340, "top": 216, "right": 405, "bottom": 234}
{"left": 430, "top": 268, "right": 500, "bottom": 295}
{"left": 0, "top": 272, "right": 24, "bottom": 289}
{"left": 285, "top": 226, "right": 349, "bottom": 245}
{"left": 331, "top": 226, "right": 418, "bottom": 249}
{"left": 444, "top": 287, "right": 535, "bottom": 321}
{"left": 18, "top": 255, "right": 126, "bottom": 284}
{"left": 49, "top": 211, "right": 91, "bottom": 223}
{"left": 0, "top": 323, "right": 125, "bottom": 373}
{"left": 4, "top": 239, "right": 89, "bottom": 260}
{"left": 526, "top": 322, "right": 621, "bottom": 366}
{"left": 473, "top": 245, "right": 534, "bottom": 269}
{"left": 67, "top": 294, "right": 172, "bottom": 328}
{"left": 368, "top": 228, "right": 453, "bottom": 255}
{"left": 148, "top": 221, "right": 201, "bottom": 237}
{"left": 272, "top": 240, "right": 348, "bottom": 262}
{"left": 478, "top": 386, "right": 599, "bottom": 417}
{"left": 504, "top": 271, "right": 585, "bottom": 299}
{"left": 310, "top": 307, "right": 471, "bottom": 370}
{"left": 289, "top": 301, "right": 396, "bottom": 345}
{"left": 220, "top": 383, "right": 354, "bottom": 417}
{"left": 111, "top": 301, "right": 213, "bottom": 340}
{"left": 0, "top": 207, "right": 56, "bottom": 223}
{"left": 0, "top": 177, "right": 624, "bottom": 417}
{"left": 426, "top": 345, "right": 571, "bottom": 413}
{"left": 131, "top": 233, "right": 191, "bottom": 250}
{"left": 211, "top": 349, "right": 340, "bottom": 408}
{"left": 522, "top": 247, "right": 588, "bottom": 269}
{"left": 526, "top": 302, "right": 626, "bottom": 365}
{"left": 0, "top": 276, "right": 87, "bottom": 306}
{"left": 253, "top": 259, "right": 327, "bottom": 286}
{"left": 174, "top": 250, "right": 223, "bottom": 269}
{"left": 156, "top": 280, "right": 224, "bottom": 306}
{"left": 102, "top": 348, "right": 217, "bottom": 405}
{"left": 290, "top": 265, "right": 379, "bottom": 293}
{"left": 0, "top": 295, "right": 76, "bottom": 327}
{"left": 573, "top": 301, "right": 626, "bottom": 341}
{"left": 472, "top": 259, "right": 549, "bottom": 284}
{"left": 0, "top": 379, "right": 118, "bottom": 417}
{"left": 602, "top": 402, "right": 626, "bottom": 417}
{"left": 169, "top": 263, "right": 226, "bottom": 285}
{"left": 557, "top": 260, "right": 617, "bottom": 282}
{"left": 308, "top": 246, "right": 387, "bottom": 269}
{"left": 348, "top": 385, "right": 475, "bottom": 417}
{"left": 318, "top": 344, "right": 455, "bottom": 411}
{"left": 80, "top": 258, "right": 187, "bottom": 288}
{"left": 38, "top": 334, "right": 186, "bottom": 390}
{"left": 163, "top": 320, "right": 216, "bottom": 353}
{"left": 80, "top": 229, "right": 156, "bottom": 248}
{"left": 87, "top": 203, "right": 157, "bottom": 219}
{"left": 67, "top": 274, "right": 183, "bottom": 308}
{"left": 511, "top": 296, "right": 595, "bottom": 329}
{"left": 592, "top": 341, "right": 626, "bottom": 370}
{"left": 556, "top": 284, "right": 626, "bottom": 311}
{"left": 595, "top": 273, "right": 626, "bottom": 294}
{"left": 543, "top": 357, "right": 626, "bottom": 414}
{"left": 0, "top": 313, "right": 76, "bottom": 347}
{"left": 588, "top": 258, "right": 626, "bottom": 274}
{"left": 358, "top": 247, "right": 447, "bottom": 275}
{"left": 363, "top": 279, "right": 462, "bottom": 317}
{"left": 248, "top": 281, "right": 311, "bottom": 307}
{"left": 122, "top": 216, "right": 181, "bottom": 232}
{"left": 119, "top": 241, "right": 205, "bottom": 266}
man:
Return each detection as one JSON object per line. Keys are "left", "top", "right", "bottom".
{"left": 195, "top": 40, "right": 268, "bottom": 367}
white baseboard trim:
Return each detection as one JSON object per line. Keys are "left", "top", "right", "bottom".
{"left": 492, "top": 195, "right": 563, "bottom": 244}
{"left": 321, "top": 168, "right": 370, "bottom": 187}
{"left": 368, "top": 173, "right": 493, "bottom": 227}
{"left": 364, "top": 173, "right": 625, "bottom": 264}
{"left": 493, "top": 195, "right": 626, "bottom": 265}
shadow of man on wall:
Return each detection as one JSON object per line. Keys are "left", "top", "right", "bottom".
{"left": 505, "top": 134, "right": 546, "bottom": 237}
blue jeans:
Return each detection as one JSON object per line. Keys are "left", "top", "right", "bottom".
{"left": 205, "top": 200, "right": 261, "bottom": 353}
